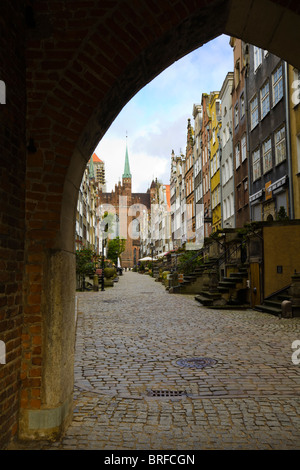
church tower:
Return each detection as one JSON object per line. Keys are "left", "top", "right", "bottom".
{"left": 122, "top": 139, "right": 132, "bottom": 193}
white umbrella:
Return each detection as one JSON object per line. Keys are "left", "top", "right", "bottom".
{"left": 156, "top": 252, "right": 169, "bottom": 258}
{"left": 138, "top": 256, "right": 153, "bottom": 261}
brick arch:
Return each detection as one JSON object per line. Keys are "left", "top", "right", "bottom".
{"left": 1, "top": 0, "right": 300, "bottom": 446}
{"left": 28, "top": 0, "right": 300, "bottom": 256}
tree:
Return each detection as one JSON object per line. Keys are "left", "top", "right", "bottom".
{"left": 107, "top": 237, "right": 126, "bottom": 265}
{"left": 277, "top": 206, "right": 289, "bottom": 221}
{"left": 76, "top": 248, "right": 99, "bottom": 290}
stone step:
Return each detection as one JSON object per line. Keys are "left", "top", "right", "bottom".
{"left": 229, "top": 272, "right": 248, "bottom": 279}
{"left": 207, "top": 304, "right": 249, "bottom": 310}
{"left": 254, "top": 304, "right": 281, "bottom": 316}
{"left": 194, "top": 295, "right": 214, "bottom": 306}
{"left": 218, "top": 280, "right": 237, "bottom": 288}
{"left": 217, "top": 286, "right": 230, "bottom": 293}
{"left": 264, "top": 299, "right": 282, "bottom": 308}
{"left": 198, "top": 290, "right": 222, "bottom": 299}
{"left": 184, "top": 275, "right": 197, "bottom": 281}
{"left": 277, "top": 294, "right": 292, "bottom": 301}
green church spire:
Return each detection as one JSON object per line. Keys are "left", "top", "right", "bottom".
{"left": 122, "top": 137, "right": 132, "bottom": 179}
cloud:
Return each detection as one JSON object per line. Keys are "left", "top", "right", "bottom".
{"left": 94, "top": 34, "right": 234, "bottom": 194}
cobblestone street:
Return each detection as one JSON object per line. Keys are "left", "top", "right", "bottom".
{"left": 17, "top": 272, "right": 300, "bottom": 449}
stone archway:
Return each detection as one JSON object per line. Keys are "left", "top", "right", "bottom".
{"left": 1, "top": 0, "right": 300, "bottom": 446}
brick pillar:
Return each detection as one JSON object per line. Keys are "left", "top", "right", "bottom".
{"left": 18, "top": 147, "right": 85, "bottom": 439}
{"left": 0, "top": 1, "right": 26, "bottom": 449}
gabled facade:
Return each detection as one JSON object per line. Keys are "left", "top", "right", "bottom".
{"left": 185, "top": 118, "right": 195, "bottom": 243}
{"left": 193, "top": 103, "right": 204, "bottom": 246}
{"left": 220, "top": 71, "right": 235, "bottom": 228}
{"left": 201, "top": 93, "right": 212, "bottom": 238}
{"left": 209, "top": 92, "right": 222, "bottom": 232}
{"left": 170, "top": 150, "right": 185, "bottom": 249}
{"left": 75, "top": 161, "right": 99, "bottom": 253}
{"left": 230, "top": 37, "right": 250, "bottom": 228}
{"left": 246, "top": 46, "right": 290, "bottom": 221}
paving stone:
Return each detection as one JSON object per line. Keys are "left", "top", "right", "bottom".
{"left": 11, "top": 271, "right": 300, "bottom": 450}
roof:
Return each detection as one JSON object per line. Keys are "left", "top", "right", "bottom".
{"left": 92, "top": 152, "right": 103, "bottom": 163}
{"left": 122, "top": 143, "right": 132, "bottom": 179}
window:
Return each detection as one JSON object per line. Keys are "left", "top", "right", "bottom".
{"left": 235, "top": 142, "right": 240, "bottom": 169}
{"left": 216, "top": 100, "right": 221, "bottom": 120}
{"left": 235, "top": 59, "right": 240, "bottom": 87}
{"left": 263, "top": 138, "right": 272, "bottom": 173}
{"left": 226, "top": 123, "right": 230, "bottom": 143}
{"left": 226, "top": 197, "right": 230, "bottom": 219}
{"left": 254, "top": 46, "right": 262, "bottom": 72}
{"left": 237, "top": 184, "right": 242, "bottom": 209}
{"left": 252, "top": 148, "right": 261, "bottom": 181}
{"left": 240, "top": 93, "right": 245, "bottom": 118}
{"left": 230, "top": 193, "right": 234, "bottom": 216}
{"left": 229, "top": 154, "right": 233, "bottom": 178}
{"left": 260, "top": 81, "right": 270, "bottom": 119}
{"left": 250, "top": 95, "right": 259, "bottom": 130}
{"left": 224, "top": 161, "right": 228, "bottom": 184}
{"left": 222, "top": 129, "right": 226, "bottom": 148}
{"left": 272, "top": 64, "right": 283, "bottom": 106}
{"left": 241, "top": 134, "right": 247, "bottom": 162}
{"left": 234, "top": 103, "right": 239, "bottom": 127}
{"left": 223, "top": 198, "right": 227, "bottom": 220}
{"left": 275, "top": 125, "right": 286, "bottom": 165}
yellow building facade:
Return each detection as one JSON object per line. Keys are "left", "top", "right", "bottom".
{"left": 288, "top": 65, "right": 300, "bottom": 219}
{"left": 209, "top": 92, "right": 222, "bottom": 231}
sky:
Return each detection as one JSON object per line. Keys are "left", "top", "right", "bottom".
{"left": 94, "top": 34, "right": 234, "bottom": 193}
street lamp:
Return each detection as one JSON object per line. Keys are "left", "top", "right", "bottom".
{"left": 101, "top": 238, "right": 105, "bottom": 291}
{"left": 150, "top": 242, "right": 154, "bottom": 274}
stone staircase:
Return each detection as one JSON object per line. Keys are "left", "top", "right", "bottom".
{"left": 176, "top": 259, "right": 218, "bottom": 295}
{"left": 254, "top": 287, "right": 291, "bottom": 317}
{"left": 194, "top": 267, "right": 249, "bottom": 309}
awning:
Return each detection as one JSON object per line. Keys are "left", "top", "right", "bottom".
{"left": 249, "top": 189, "right": 263, "bottom": 204}
{"left": 268, "top": 175, "right": 287, "bottom": 193}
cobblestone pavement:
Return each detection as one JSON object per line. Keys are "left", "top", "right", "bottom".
{"left": 17, "top": 272, "right": 300, "bottom": 449}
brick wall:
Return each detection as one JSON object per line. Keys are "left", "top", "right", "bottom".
{"left": 0, "top": 1, "right": 26, "bottom": 448}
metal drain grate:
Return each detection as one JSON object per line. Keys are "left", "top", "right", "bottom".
{"left": 176, "top": 357, "right": 217, "bottom": 369}
{"left": 147, "top": 389, "right": 186, "bottom": 397}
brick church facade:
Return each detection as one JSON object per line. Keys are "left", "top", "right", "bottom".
{"left": 98, "top": 142, "right": 151, "bottom": 268}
